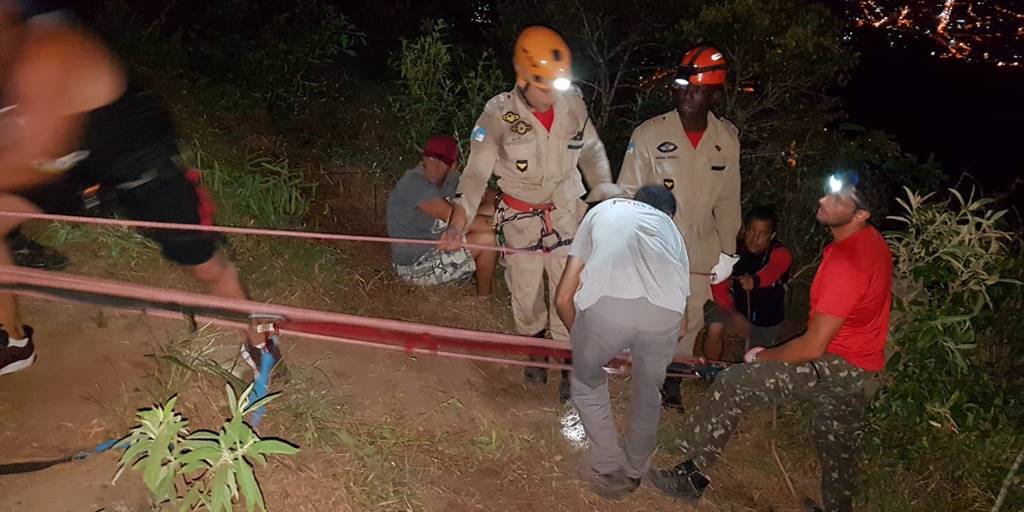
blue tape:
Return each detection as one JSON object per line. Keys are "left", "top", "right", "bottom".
{"left": 95, "top": 438, "right": 120, "bottom": 452}
{"left": 250, "top": 345, "right": 275, "bottom": 428}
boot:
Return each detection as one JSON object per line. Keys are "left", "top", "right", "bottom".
{"left": 646, "top": 460, "right": 709, "bottom": 503}
{"left": 558, "top": 357, "right": 572, "bottom": 403}
{"left": 7, "top": 229, "right": 70, "bottom": 270}
{"left": 524, "top": 330, "right": 548, "bottom": 385}
{"left": 661, "top": 375, "right": 685, "bottom": 414}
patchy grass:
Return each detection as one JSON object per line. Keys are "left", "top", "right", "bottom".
{"left": 38, "top": 222, "right": 162, "bottom": 271}
{"left": 271, "top": 364, "right": 351, "bottom": 452}
{"left": 141, "top": 325, "right": 246, "bottom": 405}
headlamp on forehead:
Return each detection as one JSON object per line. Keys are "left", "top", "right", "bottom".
{"left": 552, "top": 77, "right": 572, "bottom": 91}
{"left": 826, "top": 171, "right": 869, "bottom": 210}
{"left": 827, "top": 175, "right": 844, "bottom": 194}
{"left": 826, "top": 171, "right": 859, "bottom": 194}
{"left": 672, "top": 64, "right": 727, "bottom": 89}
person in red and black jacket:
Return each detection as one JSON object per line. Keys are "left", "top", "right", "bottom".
{"left": 704, "top": 206, "right": 792, "bottom": 360}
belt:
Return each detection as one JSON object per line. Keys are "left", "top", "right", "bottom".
{"left": 496, "top": 193, "right": 571, "bottom": 252}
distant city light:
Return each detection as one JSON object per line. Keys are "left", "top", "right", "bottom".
{"left": 850, "top": 0, "right": 1024, "bottom": 67}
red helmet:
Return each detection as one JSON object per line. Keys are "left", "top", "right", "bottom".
{"left": 673, "top": 46, "right": 728, "bottom": 88}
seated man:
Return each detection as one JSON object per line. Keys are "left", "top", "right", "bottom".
{"left": 648, "top": 172, "right": 892, "bottom": 512}
{"left": 386, "top": 135, "right": 498, "bottom": 295}
{"left": 703, "top": 205, "right": 792, "bottom": 360}
{"left": 555, "top": 185, "right": 690, "bottom": 500}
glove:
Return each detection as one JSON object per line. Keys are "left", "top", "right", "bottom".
{"left": 710, "top": 252, "right": 740, "bottom": 285}
{"left": 744, "top": 346, "right": 766, "bottom": 364}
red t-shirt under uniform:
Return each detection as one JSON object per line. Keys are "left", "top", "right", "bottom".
{"left": 809, "top": 226, "right": 893, "bottom": 371}
{"left": 533, "top": 108, "right": 555, "bottom": 131}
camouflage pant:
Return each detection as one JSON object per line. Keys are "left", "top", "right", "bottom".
{"left": 673, "top": 353, "right": 870, "bottom": 512}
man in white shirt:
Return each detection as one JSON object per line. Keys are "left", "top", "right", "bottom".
{"left": 554, "top": 185, "right": 690, "bottom": 501}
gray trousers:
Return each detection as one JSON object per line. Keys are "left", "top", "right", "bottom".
{"left": 571, "top": 296, "right": 682, "bottom": 479}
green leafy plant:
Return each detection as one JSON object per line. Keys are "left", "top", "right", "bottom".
{"left": 390, "top": 20, "right": 506, "bottom": 160}
{"left": 114, "top": 384, "right": 299, "bottom": 511}
{"left": 880, "top": 187, "right": 1019, "bottom": 434}
{"left": 197, "top": 150, "right": 316, "bottom": 229}
{"left": 860, "top": 187, "right": 1024, "bottom": 510}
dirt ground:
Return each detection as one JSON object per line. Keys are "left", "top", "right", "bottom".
{"left": 0, "top": 230, "right": 828, "bottom": 512}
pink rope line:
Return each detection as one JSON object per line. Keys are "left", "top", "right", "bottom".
{"left": 0, "top": 210, "right": 717, "bottom": 274}
{"left": 0, "top": 210, "right": 532, "bottom": 256}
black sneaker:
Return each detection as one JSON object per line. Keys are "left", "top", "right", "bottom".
{"left": 525, "top": 331, "right": 549, "bottom": 385}
{"left": 8, "top": 231, "right": 69, "bottom": 270}
{"left": 0, "top": 325, "right": 36, "bottom": 376}
{"left": 646, "top": 460, "right": 709, "bottom": 502}
{"left": 590, "top": 472, "right": 641, "bottom": 501}
{"left": 558, "top": 371, "right": 572, "bottom": 403}
{"left": 661, "top": 376, "right": 685, "bottom": 414}
{"left": 524, "top": 365, "right": 548, "bottom": 385}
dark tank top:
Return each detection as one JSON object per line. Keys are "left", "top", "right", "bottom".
{"left": 75, "top": 83, "right": 180, "bottom": 185}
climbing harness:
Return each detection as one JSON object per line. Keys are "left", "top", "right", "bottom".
{"left": 494, "top": 193, "right": 573, "bottom": 253}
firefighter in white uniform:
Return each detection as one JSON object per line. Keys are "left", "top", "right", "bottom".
{"left": 440, "top": 26, "right": 614, "bottom": 400}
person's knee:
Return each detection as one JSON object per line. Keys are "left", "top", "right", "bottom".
{"left": 466, "top": 230, "right": 497, "bottom": 250}
{"left": 187, "top": 252, "right": 236, "bottom": 284}
{"left": 706, "top": 322, "right": 725, "bottom": 337}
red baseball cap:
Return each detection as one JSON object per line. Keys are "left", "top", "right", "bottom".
{"left": 423, "top": 135, "right": 459, "bottom": 166}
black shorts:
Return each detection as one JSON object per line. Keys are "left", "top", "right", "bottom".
{"left": 19, "top": 162, "right": 220, "bottom": 266}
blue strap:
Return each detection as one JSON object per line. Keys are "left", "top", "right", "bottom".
{"left": 70, "top": 437, "right": 124, "bottom": 461}
{"left": 250, "top": 344, "right": 275, "bottom": 428}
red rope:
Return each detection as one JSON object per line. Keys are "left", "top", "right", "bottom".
{"left": 0, "top": 265, "right": 722, "bottom": 376}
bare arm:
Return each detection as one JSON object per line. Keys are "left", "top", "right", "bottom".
{"left": 555, "top": 256, "right": 584, "bottom": 332}
{"left": 417, "top": 197, "right": 453, "bottom": 222}
{"left": 0, "top": 40, "right": 85, "bottom": 191}
{"left": 755, "top": 312, "right": 843, "bottom": 364}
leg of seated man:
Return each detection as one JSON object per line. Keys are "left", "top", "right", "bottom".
{"left": 466, "top": 214, "right": 497, "bottom": 296}
{"left": 702, "top": 303, "right": 732, "bottom": 360}
{"left": 703, "top": 321, "right": 726, "bottom": 360}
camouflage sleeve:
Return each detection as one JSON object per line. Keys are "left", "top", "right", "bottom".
{"left": 456, "top": 111, "right": 502, "bottom": 221}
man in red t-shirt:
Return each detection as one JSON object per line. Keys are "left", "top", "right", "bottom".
{"left": 646, "top": 171, "right": 892, "bottom": 512}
